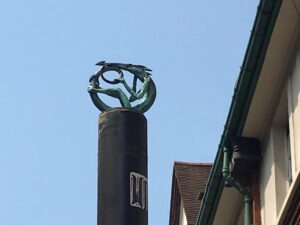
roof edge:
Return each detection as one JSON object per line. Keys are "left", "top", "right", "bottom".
{"left": 196, "top": 0, "right": 283, "bottom": 225}
{"left": 168, "top": 165, "right": 181, "bottom": 225}
{"left": 174, "top": 161, "right": 213, "bottom": 167}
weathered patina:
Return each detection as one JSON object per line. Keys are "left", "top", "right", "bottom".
{"left": 88, "top": 61, "right": 156, "bottom": 113}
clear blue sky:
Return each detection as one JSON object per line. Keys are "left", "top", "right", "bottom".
{"left": 0, "top": 1, "right": 259, "bottom": 225}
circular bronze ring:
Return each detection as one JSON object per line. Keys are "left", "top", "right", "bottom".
{"left": 100, "top": 66, "right": 124, "bottom": 85}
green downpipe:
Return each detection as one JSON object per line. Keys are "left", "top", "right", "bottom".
{"left": 222, "top": 147, "right": 253, "bottom": 225}
{"left": 244, "top": 195, "right": 252, "bottom": 225}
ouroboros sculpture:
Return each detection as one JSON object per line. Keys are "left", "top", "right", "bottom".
{"left": 88, "top": 61, "right": 156, "bottom": 113}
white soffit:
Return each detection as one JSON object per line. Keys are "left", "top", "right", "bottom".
{"left": 242, "top": 0, "right": 300, "bottom": 140}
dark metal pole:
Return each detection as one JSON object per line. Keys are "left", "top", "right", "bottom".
{"left": 97, "top": 108, "right": 148, "bottom": 225}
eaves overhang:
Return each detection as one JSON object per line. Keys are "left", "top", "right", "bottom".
{"left": 195, "top": 0, "right": 283, "bottom": 225}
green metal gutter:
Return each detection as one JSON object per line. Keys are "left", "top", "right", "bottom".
{"left": 196, "top": 0, "right": 283, "bottom": 225}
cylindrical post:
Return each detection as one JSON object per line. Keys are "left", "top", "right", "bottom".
{"left": 97, "top": 108, "right": 148, "bottom": 225}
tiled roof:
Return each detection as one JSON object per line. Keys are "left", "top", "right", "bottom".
{"left": 169, "top": 161, "right": 212, "bottom": 225}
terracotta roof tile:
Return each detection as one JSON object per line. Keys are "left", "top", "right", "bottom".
{"left": 169, "top": 161, "right": 212, "bottom": 225}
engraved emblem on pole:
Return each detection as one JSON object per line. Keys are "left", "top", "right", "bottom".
{"left": 130, "top": 172, "right": 148, "bottom": 210}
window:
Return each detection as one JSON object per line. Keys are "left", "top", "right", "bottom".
{"left": 270, "top": 86, "right": 292, "bottom": 213}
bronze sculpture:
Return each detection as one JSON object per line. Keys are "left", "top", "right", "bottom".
{"left": 88, "top": 61, "right": 156, "bottom": 113}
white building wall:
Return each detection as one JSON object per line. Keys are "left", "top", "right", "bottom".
{"left": 259, "top": 45, "right": 300, "bottom": 225}
{"left": 260, "top": 132, "right": 277, "bottom": 225}
{"left": 288, "top": 48, "right": 300, "bottom": 175}
{"left": 178, "top": 200, "right": 188, "bottom": 225}
{"left": 273, "top": 125, "right": 290, "bottom": 213}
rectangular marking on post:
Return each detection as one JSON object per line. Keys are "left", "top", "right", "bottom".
{"left": 130, "top": 172, "right": 148, "bottom": 210}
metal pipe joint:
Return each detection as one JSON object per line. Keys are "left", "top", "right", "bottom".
{"left": 222, "top": 147, "right": 253, "bottom": 225}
